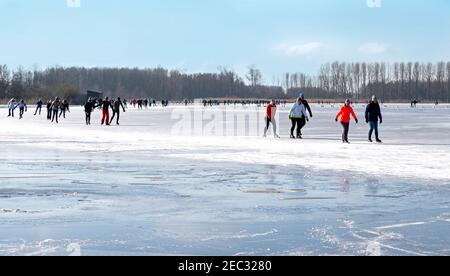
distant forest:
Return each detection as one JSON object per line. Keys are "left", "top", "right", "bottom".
{"left": 1, "top": 61, "right": 449, "bottom": 104}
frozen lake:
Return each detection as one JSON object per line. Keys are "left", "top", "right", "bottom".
{"left": 0, "top": 103, "right": 450, "bottom": 256}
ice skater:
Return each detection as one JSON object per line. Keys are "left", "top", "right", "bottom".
{"left": 110, "top": 97, "right": 126, "bottom": 125}
{"left": 59, "top": 100, "right": 70, "bottom": 119}
{"left": 298, "top": 92, "right": 313, "bottom": 137}
{"left": 34, "top": 99, "right": 43, "bottom": 116}
{"left": 7, "top": 98, "right": 17, "bottom": 117}
{"left": 365, "top": 96, "right": 383, "bottom": 143}
{"left": 289, "top": 97, "right": 309, "bottom": 139}
{"left": 335, "top": 99, "right": 358, "bottom": 143}
{"left": 263, "top": 99, "right": 280, "bottom": 138}
{"left": 18, "top": 100, "right": 27, "bottom": 119}
{"left": 46, "top": 100, "right": 52, "bottom": 120}
{"left": 84, "top": 98, "right": 95, "bottom": 125}
{"left": 97, "top": 97, "right": 113, "bottom": 125}
{"left": 50, "top": 97, "right": 61, "bottom": 123}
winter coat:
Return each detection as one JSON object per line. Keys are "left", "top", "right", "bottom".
{"left": 289, "top": 102, "right": 309, "bottom": 119}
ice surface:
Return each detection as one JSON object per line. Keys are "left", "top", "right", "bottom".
{"left": 0, "top": 104, "right": 449, "bottom": 256}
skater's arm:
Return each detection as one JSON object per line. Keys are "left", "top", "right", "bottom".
{"left": 335, "top": 108, "right": 343, "bottom": 121}
{"left": 302, "top": 106, "right": 309, "bottom": 121}
{"left": 365, "top": 105, "right": 369, "bottom": 123}
{"left": 351, "top": 108, "right": 358, "bottom": 123}
{"left": 305, "top": 101, "right": 313, "bottom": 117}
{"left": 378, "top": 104, "right": 383, "bottom": 123}
{"left": 121, "top": 102, "right": 125, "bottom": 112}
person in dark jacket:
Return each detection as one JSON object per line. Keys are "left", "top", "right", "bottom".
{"left": 110, "top": 97, "right": 126, "bottom": 125}
{"left": 50, "top": 97, "right": 61, "bottom": 123}
{"left": 84, "top": 98, "right": 95, "bottom": 125}
{"left": 298, "top": 92, "right": 313, "bottom": 136}
{"left": 365, "top": 96, "right": 383, "bottom": 143}
{"left": 46, "top": 100, "right": 52, "bottom": 120}
{"left": 34, "top": 99, "right": 43, "bottom": 116}
{"left": 59, "top": 100, "right": 70, "bottom": 119}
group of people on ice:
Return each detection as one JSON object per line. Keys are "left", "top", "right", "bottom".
{"left": 84, "top": 97, "right": 126, "bottom": 126}
{"left": 7, "top": 98, "right": 28, "bottom": 119}
{"left": 263, "top": 92, "right": 383, "bottom": 143}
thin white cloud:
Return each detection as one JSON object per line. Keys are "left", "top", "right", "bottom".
{"left": 359, "top": 43, "right": 388, "bottom": 54}
{"left": 274, "top": 42, "right": 325, "bottom": 57}
{"left": 367, "top": 0, "right": 382, "bottom": 8}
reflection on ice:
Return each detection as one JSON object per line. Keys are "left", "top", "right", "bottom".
{"left": 0, "top": 105, "right": 449, "bottom": 255}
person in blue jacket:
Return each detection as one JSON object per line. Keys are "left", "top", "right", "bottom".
{"left": 34, "top": 99, "right": 43, "bottom": 116}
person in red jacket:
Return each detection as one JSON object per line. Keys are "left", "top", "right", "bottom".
{"left": 95, "top": 97, "right": 113, "bottom": 126}
{"left": 335, "top": 99, "right": 358, "bottom": 143}
{"left": 263, "top": 100, "right": 280, "bottom": 138}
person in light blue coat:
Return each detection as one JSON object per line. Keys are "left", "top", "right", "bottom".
{"left": 289, "top": 97, "right": 309, "bottom": 139}
{"left": 7, "top": 98, "right": 18, "bottom": 117}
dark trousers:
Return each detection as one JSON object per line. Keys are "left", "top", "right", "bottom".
{"left": 34, "top": 106, "right": 41, "bottom": 115}
{"left": 291, "top": 118, "right": 305, "bottom": 136}
{"left": 86, "top": 112, "right": 91, "bottom": 125}
{"left": 52, "top": 110, "right": 59, "bottom": 123}
{"left": 47, "top": 109, "right": 51, "bottom": 120}
{"left": 19, "top": 108, "right": 25, "bottom": 119}
{"left": 8, "top": 109, "right": 14, "bottom": 117}
{"left": 369, "top": 121, "right": 379, "bottom": 140}
{"left": 110, "top": 110, "right": 120, "bottom": 124}
{"left": 299, "top": 117, "right": 307, "bottom": 135}
{"left": 341, "top": 122, "right": 350, "bottom": 142}
{"left": 59, "top": 109, "right": 66, "bottom": 118}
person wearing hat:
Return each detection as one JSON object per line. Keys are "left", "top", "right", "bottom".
{"left": 298, "top": 92, "right": 313, "bottom": 137}
{"left": 298, "top": 92, "right": 313, "bottom": 118}
{"left": 365, "top": 96, "right": 383, "bottom": 143}
{"left": 289, "top": 97, "right": 309, "bottom": 139}
{"left": 335, "top": 99, "right": 358, "bottom": 143}
{"left": 263, "top": 99, "right": 280, "bottom": 138}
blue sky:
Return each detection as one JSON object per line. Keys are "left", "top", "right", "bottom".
{"left": 1, "top": 0, "right": 449, "bottom": 82}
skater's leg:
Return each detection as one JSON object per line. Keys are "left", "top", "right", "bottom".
{"left": 105, "top": 111, "right": 110, "bottom": 125}
{"left": 299, "top": 118, "right": 306, "bottom": 135}
{"left": 101, "top": 110, "right": 106, "bottom": 125}
{"left": 372, "top": 121, "right": 379, "bottom": 140}
{"left": 116, "top": 111, "right": 120, "bottom": 125}
{"left": 290, "top": 119, "right": 296, "bottom": 137}
{"left": 295, "top": 118, "right": 302, "bottom": 137}
{"left": 110, "top": 111, "right": 116, "bottom": 125}
{"left": 341, "top": 122, "right": 349, "bottom": 142}
{"left": 368, "top": 121, "right": 374, "bottom": 141}
{"left": 264, "top": 117, "right": 270, "bottom": 137}
{"left": 272, "top": 118, "right": 278, "bottom": 137}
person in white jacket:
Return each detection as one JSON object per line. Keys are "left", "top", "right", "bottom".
{"left": 7, "top": 98, "right": 18, "bottom": 117}
{"left": 289, "top": 97, "right": 309, "bottom": 139}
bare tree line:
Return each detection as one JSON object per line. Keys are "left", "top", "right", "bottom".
{"left": 284, "top": 61, "right": 450, "bottom": 102}
{"left": 1, "top": 62, "right": 449, "bottom": 104}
